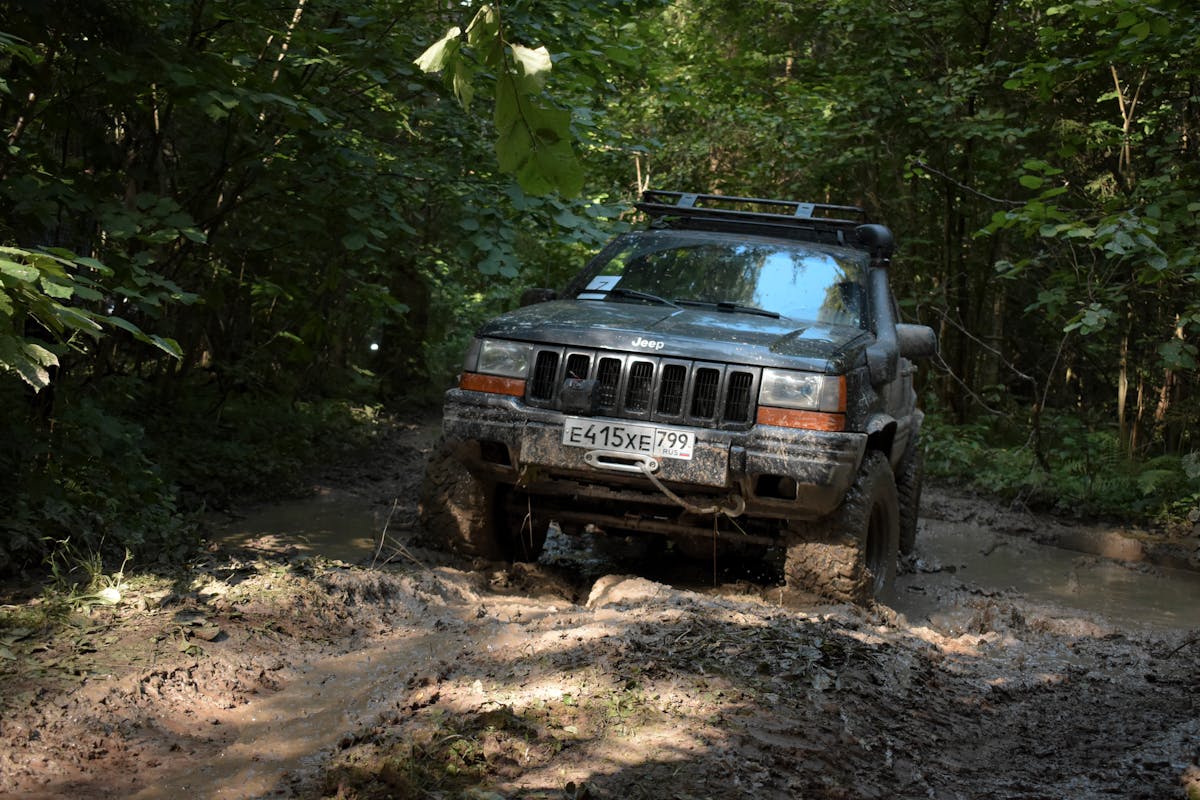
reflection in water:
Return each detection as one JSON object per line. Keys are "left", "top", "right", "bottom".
{"left": 215, "top": 489, "right": 384, "bottom": 564}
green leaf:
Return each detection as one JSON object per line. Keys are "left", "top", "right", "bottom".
{"left": 74, "top": 256, "right": 113, "bottom": 275}
{"left": 466, "top": 5, "right": 498, "bottom": 42}
{"left": 414, "top": 27, "right": 462, "bottom": 73}
{"left": 553, "top": 208, "right": 584, "bottom": 229}
{"left": 103, "top": 315, "right": 183, "bottom": 358}
{"left": 39, "top": 276, "right": 73, "bottom": 299}
{"left": 23, "top": 341, "right": 58, "bottom": 368}
{"left": 1159, "top": 339, "right": 1198, "bottom": 370}
{"left": 466, "top": 5, "right": 502, "bottom": 67}
{"left": 0, "top": 259, "right": 38, "bottom": 283}
{"left": 510, "top": 44, "right": 553, "bottom": 93}
{"left": 102, "top": 315, "right": 145, "bottom": 337}
{"left": 451, "top": 60, "right": 476, "bottom": 109}
{"left": 72, "top": 284, "right": 104, "bottom": 302}
{"left": 341, "top": 232, "right": 368, "bottom": 251}
{"left": 0, "top": 335, "right": 51, "bottom": 390}
{"left": 494, "top": 74, "right": 582, "bottom": 197}
{"left": 1019, "top": 175, "right": 1044, "bottom": 189}
{"left": 50, "top": 305, "right": 104, "bottom": 335}
{"left": 148, "top": 335, "right": 183, "bottom": 359}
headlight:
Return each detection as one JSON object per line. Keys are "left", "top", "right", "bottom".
{"left": 475, "top": 338, "right": 532, "bottom": 378}
{"left": 759, "top": 368, "right": 845, "bottom": 412}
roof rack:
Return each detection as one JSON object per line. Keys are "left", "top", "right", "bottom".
{"left": 634, "top": 190, "right": 892, "bottom": 261}
{"left": 637, "top": 190, "right": 866, "bottom": 226}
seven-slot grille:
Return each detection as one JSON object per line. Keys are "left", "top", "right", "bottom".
{"left": 526, "top": 347, "right": 760, "bottom": 428}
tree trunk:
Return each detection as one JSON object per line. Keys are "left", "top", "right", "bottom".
{"left": 1118, "top": 323, "right": 1131, "bottom": 453}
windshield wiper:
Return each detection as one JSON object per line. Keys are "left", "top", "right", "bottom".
{"left": 675, "top": 299, "right": 781, "bottom": 319}
{"left": 603, "top": 287, "right": 681, "bottom": 308}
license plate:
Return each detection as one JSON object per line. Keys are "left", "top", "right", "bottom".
{"left": 561, "top": 417, "right": 694, "bottom": 460}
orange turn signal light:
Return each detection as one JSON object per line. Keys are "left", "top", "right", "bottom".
{"left": 756, "top": 406, "right": 846, "bottom": 432}
{"left": 460, "top": 372, "right": 526, "bottom": 397}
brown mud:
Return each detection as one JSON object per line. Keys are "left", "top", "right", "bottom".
{"left": 1, "top": 418, "right": 1199, "bottom": 799}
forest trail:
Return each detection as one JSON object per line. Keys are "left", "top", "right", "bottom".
{"left": 2, "top": 420, "right": 1198, "bottom": 799}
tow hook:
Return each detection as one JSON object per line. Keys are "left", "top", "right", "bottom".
{"left": 584, "top": 450, "right": 660, "bottom": 474}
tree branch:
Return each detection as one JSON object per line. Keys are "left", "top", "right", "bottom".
{"left": 913, "top": 159, "right": 1023, "bottom": 206}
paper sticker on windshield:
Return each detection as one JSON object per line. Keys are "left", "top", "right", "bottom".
{"left": 578, "top": 275, "right": 620, "bottom": 300}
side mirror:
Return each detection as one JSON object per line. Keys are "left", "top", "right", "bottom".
{"left": 896, "top": 323, "right": 937, "bottom": 360}
{"left": 520, "top": 287, "right": 558, "bottom": 307}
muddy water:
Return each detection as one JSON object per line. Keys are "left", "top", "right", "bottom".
{"left": 216, "top": 489, "right": 387, "bottom": 564}
{"left": 214, "top": 492, "right": 1200, "bottom": 632}
{"left": 892, "top": 518, "right": 1200, "bottom": 632}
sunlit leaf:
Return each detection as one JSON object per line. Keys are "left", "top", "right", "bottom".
{"left": 452, "top": 60, "right": 475, "bottom": 109}
{"left": 466, "top": 5, "right": 502, "bottom": 67}
{"left": 0, "top": 259, "right": 38, "bottom": 282}
{"left": 0, "top": 335, "right": 50, "bottom": 390}
{"left": 23, "top": 342, "right": 58, "bottom": 368}
{"left": 414, "top": 27, "right": 461, "bottom": 73}
{"left": 39, "top": 276, "right": 73, "bottom": 299}
{"left": 510, "top": 44, "right": 552, "bottom": 93}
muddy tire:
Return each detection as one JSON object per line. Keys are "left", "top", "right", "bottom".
{"left": 896, "top": 436, "right": 924, "bottom": 555}
{"left": 784, "top": 451, "right": 899, "bottom": 604}
{"left": 418, "top": 439, "right": 507, "bottom": 561}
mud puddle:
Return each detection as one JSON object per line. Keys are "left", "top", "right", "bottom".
{"left": 894, "top": 517, "right": 1200, "bottom": 632}
{"left": 218, "top": 490, "right": 1200, "bottom": 633}
{"left": 216, "top": 489, "right": 389, "bottom": 564}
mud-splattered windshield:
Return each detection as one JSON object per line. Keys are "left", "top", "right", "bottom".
{"left": 568, "top": 229, "right": 869, "bottom": 327}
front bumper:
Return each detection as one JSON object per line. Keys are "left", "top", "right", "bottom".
{"left": 441, "top": 388, "right": 866, "bottom": 523}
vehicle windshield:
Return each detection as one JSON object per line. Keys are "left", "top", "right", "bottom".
{"left": 569, "top": 229, "right": 868, "bottom": 327}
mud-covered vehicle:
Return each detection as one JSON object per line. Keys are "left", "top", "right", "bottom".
{"left": 420, "top": 191, "right": 937, "bottom": 603}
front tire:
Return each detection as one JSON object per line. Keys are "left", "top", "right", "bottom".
{"left": 418, "top": 440, "right": 546, "bottom": 562}
{"left": 419, "top": 439, "right": 507, "bottom": 560}
{"left": 784, "top": 451, "right": 899, "bottom": 604}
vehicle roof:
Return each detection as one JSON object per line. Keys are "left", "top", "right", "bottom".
{"left": 636, "top": 190, "right": 893, "bottom": 262}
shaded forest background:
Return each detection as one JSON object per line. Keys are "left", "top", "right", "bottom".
{"left": 1, "top": 0, "right": 1197, "bottom": 572}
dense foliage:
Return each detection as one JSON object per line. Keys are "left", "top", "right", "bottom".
{"left": 1, "top": 0, "right": 1197, "bottom": 572}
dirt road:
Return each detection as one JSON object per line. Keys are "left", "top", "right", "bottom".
{"left": 1, "top": 420, "right": 1198, "bottom": 799}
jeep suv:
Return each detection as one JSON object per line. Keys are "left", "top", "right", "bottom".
{"left": 420, "top": 191, "right": 936, "bottom": 603}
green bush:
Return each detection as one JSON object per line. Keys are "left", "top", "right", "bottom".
{"left": 1, "top": 396, "right": 193, "bottom": 573}
{"left": 923, "top": 408, "right": 1200, "bottom": 524}
{"left": 147, "top": 394, "right": 382, "bottom": 508}
{"left": 0, "top": 377, "right": 383, "bottom": 575}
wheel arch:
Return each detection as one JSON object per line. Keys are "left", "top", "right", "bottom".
{"left": 864, "top": 414, "right": 897, "bottom": 462}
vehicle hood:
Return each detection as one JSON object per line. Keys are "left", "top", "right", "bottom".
{"left": 476, "top": 300, "right": 871, "bottom": 372}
